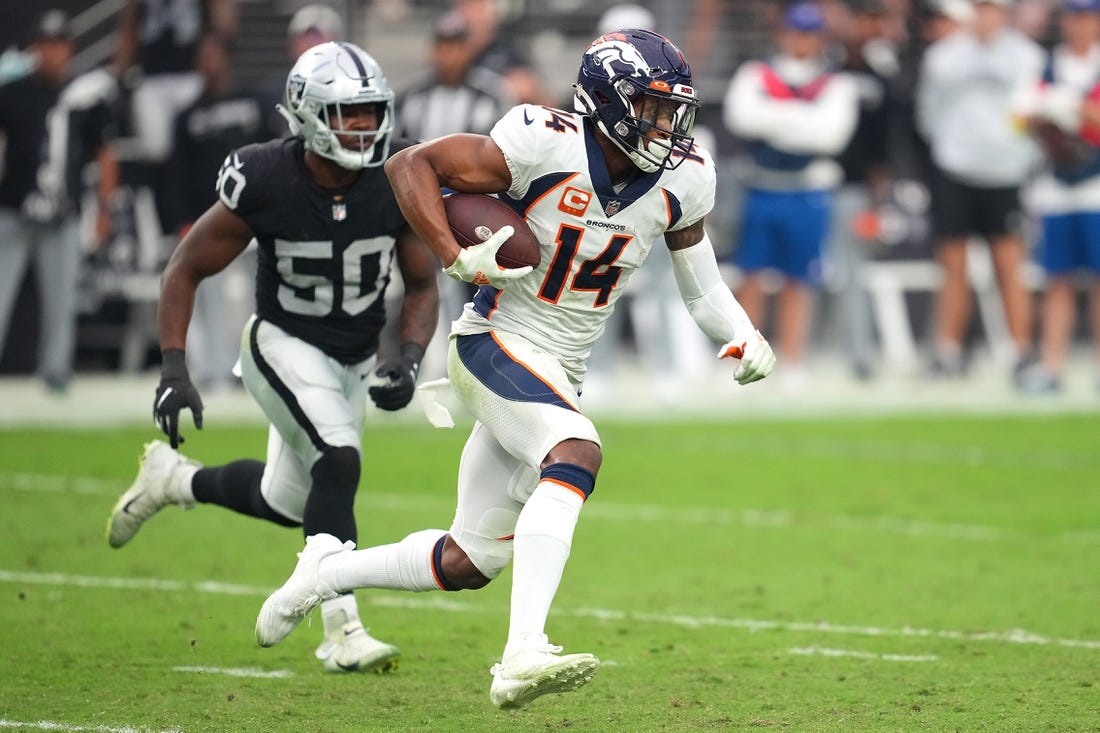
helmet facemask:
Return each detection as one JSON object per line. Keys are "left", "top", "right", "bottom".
{"left": 294, "top": 97, "right": 395, "bottom": 169}
{"left": 607, "top": 80, "right": 697, "bottom": 172}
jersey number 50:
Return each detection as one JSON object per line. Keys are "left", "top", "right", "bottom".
{"left": 275, "top": 238, "right": 391, "bottom": 317}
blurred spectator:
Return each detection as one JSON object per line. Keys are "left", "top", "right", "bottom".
{"left": 830, "top": 0, "right": 901, "bottom": 380}
{"left": 1016, "top": 0, "right": 1058, "bottom": 40}
{"left": 897, "top": 0, "right": 974, "bottom": 171}
{"left": 452, "top": 0, "right": 548, "bottom": 104}
{"left": 883, "top": 0, "right": 973, "bottom": 265}
{"left": 593, "top": 3, "right": 656, "bottom": 37}
{"left": 0, "top": 11, "right": 120, "bottom": 393}
{"left": 112, "top": 0, "right": 237, "bottom": 232}
{"left": 916, "top": 0, "right": 1044, "bottom": 380}
{"left": 930, "top": 0, "right": 979, "bottom": 33}
{"left": 722, "top": 1, "right": 859, "bottom": 388}
{"left": 388, "top": 9, "right": 516, "bottom": 379}
{"left": 259, "top": 3, "right": 343, "bottom": 138}
{"left": 167, "top": 33, "right": 265, "bottom": 391}
{"left": 1019, "top": 0, "right": 1100, "bottom": 392}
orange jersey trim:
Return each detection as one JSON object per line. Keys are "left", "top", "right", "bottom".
{"left": 524, "top": 171, "right": 582, "bottom": 218}
{"left": 488, "top": 331, "right": 579, "bottom": 411}
{"left": 543, "top": 476, "right": 589, "bottom": 502}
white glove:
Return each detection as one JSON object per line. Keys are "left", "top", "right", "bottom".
{"left": 718, "top": 330, "right": 776, "bottom": 385}
{"left": 442, "top": 225, "right": 533, "bottom": 288}
{"left": 1037, "top": 84, "right": 1082, "bottom": 134}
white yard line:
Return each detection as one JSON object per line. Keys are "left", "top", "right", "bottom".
{"left": 3, "top": 471, "right": 1079, "bottom": 543}
{"left": 171, "top": 666, "right": 293, "bottom": 679}
{"left": 696, "top": 435, "right": 1100, "bottom": 472}
{"left": 788, "top": 646, "right": 939, "bottom": 662}
{"left": 0, "top": 721, "right": 180, "bottom": 733}
{"left": 2, "top": 568, "right": 1098, "bottom": 651}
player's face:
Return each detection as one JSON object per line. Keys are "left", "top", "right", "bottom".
{"left": 637, "top": 96, "right": 674, "bottom": 140}
{"left": 1061, "top": 11, "right": 1100, "bottom": 49}
{"left": 33, "top": 38, "right": 73, "bottom": 84}
{"left": 326, "top": 102, "right": 385, "bottom": 150}
{"left": 634, "top": 94, "right": 695, "bottom": 140}
{"left": 779, "top": 29, "right": 824, "bottom": 60}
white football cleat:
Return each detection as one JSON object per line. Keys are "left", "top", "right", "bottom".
{"left": 106, "top": 440, "right": 200, "bottom": 548}
{"left": 489, "top": 642, "right": 599, "bottom": 710}
{"left": 255, "top": 533, "right": 348, "bottom": 647}
{"left": 315, "top": 620, "right": 401, "bottom": 673}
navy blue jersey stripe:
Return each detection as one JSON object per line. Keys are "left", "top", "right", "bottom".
{"left": 472, "top": 285, "right": 500, "bottom": 318}
{"left": 582, "top": 118, "right": 662, "bottom": 215}
{"left": 664, "top": 188, "right": 684, "bottom": 230}
{"left": 509, "top": 173, "right": 571, "bottom": 217}
{"left": 249, "top": 319, "right": 330, "bottom": 452}
{"left": 455, "top": 333, "right": 577, "bottom": 411}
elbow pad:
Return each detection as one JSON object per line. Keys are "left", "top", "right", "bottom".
{"left": 669, "top": 232, "right": 755, "bottom": 344}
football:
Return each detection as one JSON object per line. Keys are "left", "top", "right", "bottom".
{"left": 443, "top": 193, "right": 541, "bottom": 269}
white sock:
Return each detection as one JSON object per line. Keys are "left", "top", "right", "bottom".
{"left": 175, "top": 464, "right": 199, "bottom": 505}
{"left": 320, "top": 592, "right": 360, "bottom": 637}
{"left": 505, "top": 482, "right": 584, "bottom": 657}
{"left": 322, "top": 529, "right": 447, "bottom": 593}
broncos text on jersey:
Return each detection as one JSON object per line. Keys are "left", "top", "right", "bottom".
{"left": 451, "top": 103, "right": 716, "bottom": 384}
{"left": 216, "top": 137, "right": 412, "bottom": 363}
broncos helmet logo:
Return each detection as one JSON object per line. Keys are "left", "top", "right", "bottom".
{"left": 589, "top": 40, "right": 653, "bottom": 83}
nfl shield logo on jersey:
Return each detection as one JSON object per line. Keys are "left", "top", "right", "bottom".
{"left": 332, "top": 202, "right": 347, "bottom": 221}
{"left": 606, "top": 200, "right": 621, "bottom": 216}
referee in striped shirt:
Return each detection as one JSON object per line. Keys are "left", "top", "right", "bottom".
{"left": 395, "top": 11, "right": 515, "bottom": 143}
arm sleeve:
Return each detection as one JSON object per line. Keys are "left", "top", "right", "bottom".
{"left": 670, "top": 232, "right": 755, "bottom": 345}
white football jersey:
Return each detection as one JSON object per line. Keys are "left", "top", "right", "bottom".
{"left": 451, "top": 103, "right": 716, "bottom": 384}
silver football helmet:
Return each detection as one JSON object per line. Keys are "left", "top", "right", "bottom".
{"left": 277, "top": 41, "right": 395, "bottom": 169}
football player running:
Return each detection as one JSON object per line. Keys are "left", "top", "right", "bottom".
{"left": 255, "top": 30, "right": 776, "bottom": 707}
{"left": 105, "top": 42, "right": 440, "bottom": 673}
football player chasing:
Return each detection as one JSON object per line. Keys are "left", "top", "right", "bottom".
{"left": 105, "top": 42, "right": 439, "bottom": 673}
{"left": 255, "top": 30, "right": 776, "bottom": 708}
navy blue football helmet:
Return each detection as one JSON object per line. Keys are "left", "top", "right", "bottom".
{"left": 573, "top": 29, "right": 698, "bottom": 173}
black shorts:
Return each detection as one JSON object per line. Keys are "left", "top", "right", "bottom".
{"left": 931, "top": 170, "right": 1024, "bottom": 242}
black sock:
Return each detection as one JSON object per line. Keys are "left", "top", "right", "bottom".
{"left": 303, "top": 446, "right": 360, "bottom": 544}
{"left": 191, "top": 459, "right": 299, "bottom": 527}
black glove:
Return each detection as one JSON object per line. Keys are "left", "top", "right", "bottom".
{"left": 368, "top": 342, "right": 424, "bottom": 411}
{"left": 153, "top": 349, "right": 204, "bottom": 448}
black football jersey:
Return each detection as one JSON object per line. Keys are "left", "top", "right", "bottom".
{"left": 215, "top": 137, "right": 412, "bottom": 363}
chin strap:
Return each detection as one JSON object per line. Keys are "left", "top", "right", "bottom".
{"left": 276, "top": 104, "right": 302, "bottom": 136}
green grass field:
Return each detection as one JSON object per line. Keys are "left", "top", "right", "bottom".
{"left": 1, "top": 415, "right": 1099, "bottom": 732}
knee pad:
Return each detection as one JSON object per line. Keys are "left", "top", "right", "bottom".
{"left": 450, "top": 507, "right": 520, "bottom": 581}
{"left": 310, "top": 445, "right": 361, "bottom": 497}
